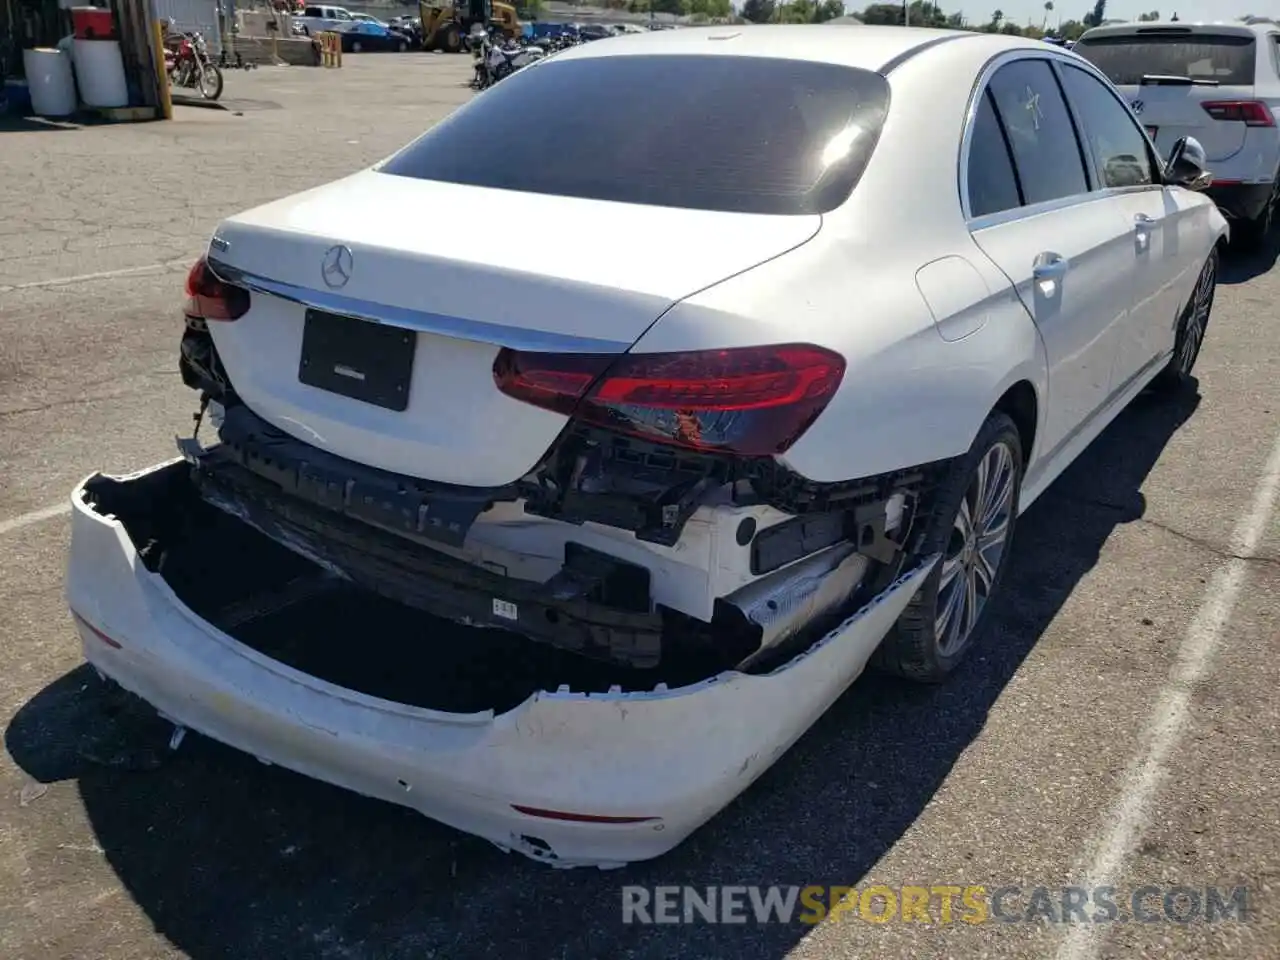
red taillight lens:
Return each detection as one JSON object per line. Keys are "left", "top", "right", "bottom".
{"left": 1202, "top": 100, "right": 1276, "bottom": 127}
{"left": 493, "top": 344, "right": 845, "bottom": 456}
{"left": 184, "top": 256, "right": 250, "bottom": 321}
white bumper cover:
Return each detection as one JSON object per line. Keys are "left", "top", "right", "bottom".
{"left": 64, "top": 463, "right": 936, "bottom": 868}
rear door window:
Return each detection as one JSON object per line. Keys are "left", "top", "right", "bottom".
{"left": 379, "top": 55, "right": 892, "bottom": 215}
{"left": 1074, "top": 32, "right": 1258, "bottom": 86}
{"left": 986, "top": 59, "right": 1091, "bottom": 205}
{"left": 1058, "top": 64, "right": 1156, "bottom": 189}
{"left": 967, "top": 90, "right": 1023, "bottom": 217}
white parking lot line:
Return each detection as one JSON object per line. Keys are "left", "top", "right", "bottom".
{"left": 0, "top": 259, "right": 194, "bottom": 294}
{"left": 0, "top": 502, "right": 72, "bottom": 537}
{"left": 1056, "top": 428, "right": 1280, "bottom": 960}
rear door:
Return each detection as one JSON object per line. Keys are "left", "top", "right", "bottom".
{"left": 1055, "top": 61, "right": 1188, "bottom": 383}
{"left": 1073, "top": 27, "right": 1260, "bottom": 165}
{"left": 964, "top": 56, "right": 1134, "bottom": 461}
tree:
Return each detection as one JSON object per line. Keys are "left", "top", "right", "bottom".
{"left": 1058, "top": 17, "right": 1087, "bottom": 38}
{"left": 1083, "top": 0, "right": 1106, "bottom": 26}
{"left": 742, "top": 0, "right": 775, "bottom": 20}
{"left": 984, "top": 8, "right": 1004, "bottom": 31}
{"left": 1042, "top": 0, "right": 1053, "bottom": 28}
{"left": 1137, "top": 9, "right": 1160, "bottom": 20}
{"left": 908, "top": 1, "right": 949, "bottom": 27}
{"left": 859, "top": 2, "right": 904, "bottom": 23}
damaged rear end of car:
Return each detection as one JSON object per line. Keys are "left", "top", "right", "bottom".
{"left": 64, "top": 46, "right": 948, "bottom": 865}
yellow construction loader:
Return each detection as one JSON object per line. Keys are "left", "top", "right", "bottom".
{"left": 419, "top": 0, "right": 521, "bottom": 52}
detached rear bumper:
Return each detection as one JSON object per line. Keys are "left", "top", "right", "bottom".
{"left": 64, "top": 460, "right": 934, "bottom": 867}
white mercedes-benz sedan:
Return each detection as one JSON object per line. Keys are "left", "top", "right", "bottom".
{"left": 65, "top": 25, "right": 1227, "bottom": 867}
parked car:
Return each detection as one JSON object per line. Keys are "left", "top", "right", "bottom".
{"left": 575, "top": 22, "right": 612, "bottom": 41}
{"left": 342, "top": 20, "right": 413, "bottom": 52}
{"left": 67, "top": 25, "right": 1226, "bottom": 869}
{"left": 1074, "top": 18, "right": 1280, "bottom": 246}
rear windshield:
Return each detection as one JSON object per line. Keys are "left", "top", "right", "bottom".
{"left": 1073, "top": 32, "right": 1257, "bottom": 86}
{"left": 378, "top": 55, "right": 891, "bottom": 215}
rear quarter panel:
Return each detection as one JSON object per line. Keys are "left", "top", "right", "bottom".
{"left": 632, "top": 35, "right": 1050, "bottom": 484}
{"left": 633, "top": 223, "right": 1047, "bottom": 486}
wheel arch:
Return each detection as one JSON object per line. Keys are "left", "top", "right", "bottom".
{"left": 991, "top": 379, "right": 1038, "bottom": 468}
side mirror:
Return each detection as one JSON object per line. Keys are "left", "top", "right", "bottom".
{"left": 1164, "top": 136, "right": 1213, "bottom": 192}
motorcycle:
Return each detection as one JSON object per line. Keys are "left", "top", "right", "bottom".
{"left": 164, "top": 31, "right": 223, "bottom": 101}
{"left": 472, "top": 31, "right": 544, "bottom": 89}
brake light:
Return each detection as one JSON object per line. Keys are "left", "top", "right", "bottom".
{"left": 184, "top": 256, "right": 250, "bottom": 321}
{"left": 1201, "top": 100, "right": 1276, "bottom": 127}
{"left": 493, "top": 344, "right": 845, "bottom": 456}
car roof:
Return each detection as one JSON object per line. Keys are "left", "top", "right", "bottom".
{"left": 1079, "top": 20, "right": 1268, "bottom": 40}
{"left": 550, "top": 23, "right": 1043, "bottom": 72}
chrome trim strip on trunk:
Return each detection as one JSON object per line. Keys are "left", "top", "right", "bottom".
{"left": 206, "top": 257, "right": 634, "bottom": 355}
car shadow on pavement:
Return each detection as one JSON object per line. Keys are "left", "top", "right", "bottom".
{"left": 1219, "top": 233, "right": 1280, "bottom": 285}
{"left": 5, "top": 388, "right": 1200, "bottom": 960}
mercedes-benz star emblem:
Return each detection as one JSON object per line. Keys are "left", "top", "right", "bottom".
{"left": 321, "top": 244, "right": 354, "bottom": 289}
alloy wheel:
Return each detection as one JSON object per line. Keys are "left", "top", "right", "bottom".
{"left": 1177, "top": 254, "right": 1216, "bottom": 375}
{"left": 935, "top": 440, "right": 1017, "bottom": 655}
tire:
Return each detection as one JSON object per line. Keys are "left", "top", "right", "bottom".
{"left": 351, "top": 40, "right": 363, "bottom": 53}
{"left": 1153, "top": 248, "right": 1218, "bottom": 392}
{"left": 875, "top": 412, "right": 1024, "bottom": 683}
{"left": 198, "top": 63, "right": 223, "bottom": 100}
{"left": 398, "top": 39, "right": 408, "bottom": 52}
{"left": 442, "top": 24, "right": 461, "bottom": 52}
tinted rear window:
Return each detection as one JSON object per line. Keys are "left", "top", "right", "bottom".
{"left": 378, "top": 55, "right": 891, "bottom": 215}
{"left": 1073, "top": 32, "right": 1257, "bottom": 86}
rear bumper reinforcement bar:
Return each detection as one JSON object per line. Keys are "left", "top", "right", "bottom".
{"left": 192, "top": 457, "right": 667, "bottom": 668}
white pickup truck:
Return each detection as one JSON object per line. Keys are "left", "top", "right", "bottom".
{"left": 293, "top": 4, "right": 357, "bottom": 35}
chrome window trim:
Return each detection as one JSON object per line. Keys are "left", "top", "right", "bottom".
{"left": 205, "top": 257, "right": 635, "bottom": 355}
{"left": 966, "top": 191, "right": 1108, "bottom": 233}
{"left": 959, "top": 48, "right": 1148, "bottom": 226}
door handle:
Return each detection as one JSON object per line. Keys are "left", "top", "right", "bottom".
{"left": 1134, "top": 213, "right": 1157, "bottom": 228}
{"left": 1032, "top": 252, "right": 1069, "bottom": 281}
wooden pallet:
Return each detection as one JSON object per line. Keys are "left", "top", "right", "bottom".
{"left": 88, "top": 104, "right": 159, "bottom": 122}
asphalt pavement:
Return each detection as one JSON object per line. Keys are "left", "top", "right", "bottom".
{"left": 0, "top": 55, "right": 1277, "bottom": 960}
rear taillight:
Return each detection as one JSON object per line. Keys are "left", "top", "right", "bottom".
{"left": 1202, "top": 100, "right": 1276, "bottom": 127}
{"left": 184, "top": 256, "right": 250, "bottom": 321}
{"left": 493, "top": 344, "right": 845, "bottom": 456}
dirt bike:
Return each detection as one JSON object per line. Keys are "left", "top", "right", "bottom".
{"left": 164, "top": 31, "right": 223, "bottom": 101}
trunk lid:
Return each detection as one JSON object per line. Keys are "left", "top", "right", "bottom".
{"left": 204, "top": 170, "right": 819, "bottom": 487}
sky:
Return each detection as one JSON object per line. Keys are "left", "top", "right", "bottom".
{"left": 900, "top": 0, "right": 1280, "bottom": 26}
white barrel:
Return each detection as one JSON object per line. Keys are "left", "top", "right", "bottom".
{"left": 22, "top": 47, "right": 78, "bottom": 117}
{"left": 71, "top": 39, "right": 128, "bottom": 108}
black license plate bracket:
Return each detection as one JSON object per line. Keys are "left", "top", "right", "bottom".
{"left": 298, "top": 309, "right": 415, "bottom": 412}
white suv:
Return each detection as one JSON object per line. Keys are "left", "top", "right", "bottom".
{"left": 1074, "top": 18, "right": 1280, "bottom": 246}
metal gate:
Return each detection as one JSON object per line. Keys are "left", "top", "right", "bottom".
{"left": 153, "top": 0, "right": 224, "bottom": 56}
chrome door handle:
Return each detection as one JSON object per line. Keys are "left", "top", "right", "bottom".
{"left": 1134, "top": 213, "right": 1156, "bottom": 228}
{"left": 1032, "top": 252, "right": 1069, "bottom": 281}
